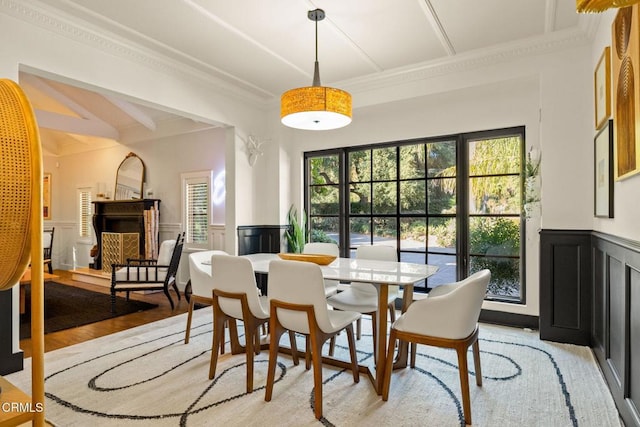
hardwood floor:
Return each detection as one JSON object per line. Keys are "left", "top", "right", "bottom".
{"left": 20, "top": 270, "right": 191, "bottom": 358}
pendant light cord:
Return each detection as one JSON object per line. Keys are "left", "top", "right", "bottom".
{"left": 312, "top": 10, "right": 321, "bottom": 87}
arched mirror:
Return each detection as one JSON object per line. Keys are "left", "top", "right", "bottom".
{"left": 114, "top": 152, "right": 145, "bottom": 200}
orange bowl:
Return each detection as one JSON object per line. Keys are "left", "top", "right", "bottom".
{"left": 277, "top": 253, "right": 337, "bottom": 265}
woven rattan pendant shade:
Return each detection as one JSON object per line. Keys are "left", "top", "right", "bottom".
{"left": 0, "top": 79, "right": 41, "bottom": 290}
{"left": 577, "top": 0, "right": 640, "bottom": 12}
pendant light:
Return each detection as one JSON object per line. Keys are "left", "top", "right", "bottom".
{"left": 281, "top": 9, "right": 352, "bottom": 131}
{"left": 577, "top": 0, "right": 640, "bottom": 12}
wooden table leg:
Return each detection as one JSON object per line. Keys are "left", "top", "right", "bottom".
{"left": 374, "top": 284, "right": 389, "bottom": 395}
{"left": 393, "top": 285, "right": 414, "bottom": 369}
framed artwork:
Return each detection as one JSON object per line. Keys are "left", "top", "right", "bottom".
{"left": 43, "top": 172, "right": 51, "bottom": 220}
{"left": 594, "top": 120, "right": 614, "bottom": 218}
{"left": 612, "top": 5, "right": 640, "bottom": 180}
{"left": 594, "top": 46, "right": 611, "bottom": 130}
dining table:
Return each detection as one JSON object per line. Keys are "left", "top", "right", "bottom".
{"left": 238, "top": 253, "right": 439, "bottom": 394}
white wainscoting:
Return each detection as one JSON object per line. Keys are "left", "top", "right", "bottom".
{"left": 210, "top": 224, "right": 226, "bottom": 251}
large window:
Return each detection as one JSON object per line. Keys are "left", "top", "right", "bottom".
{"left": 305, "top": 127, "right": 525, "bottom": 302}
{"left": 182, "top": 171, "right": 211, "bottom": 249}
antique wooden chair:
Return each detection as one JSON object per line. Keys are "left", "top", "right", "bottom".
{"left": 43, "top": 227, "right": 55, "bottom": 274}
{"left": 110, "top": 232, "right": 184, "bottom": 313}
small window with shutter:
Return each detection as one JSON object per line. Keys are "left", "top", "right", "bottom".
{"left": 78, "top": 187, "right": 92, "bottom": 239}
{"left": 182, "top": 171, "right": 212, "bottom": 249}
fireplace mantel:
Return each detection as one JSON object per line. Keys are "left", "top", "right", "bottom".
{"left": 92, "top": 199, "right": 160, "bottom": 270}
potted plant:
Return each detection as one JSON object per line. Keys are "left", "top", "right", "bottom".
{"left": 285, "top": 205, "right": 307, "bottom": 253}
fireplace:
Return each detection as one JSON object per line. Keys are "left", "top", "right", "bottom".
{"left": 92, "top": 199, "right": 160, "bottom": 270}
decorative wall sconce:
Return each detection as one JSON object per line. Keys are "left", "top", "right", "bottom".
{"left": 245, "top": 134, "right": 267, "bottom": 166}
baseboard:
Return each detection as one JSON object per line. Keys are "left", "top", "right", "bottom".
{"left": 479, "top": 309, "right": 539, "bottom": 330}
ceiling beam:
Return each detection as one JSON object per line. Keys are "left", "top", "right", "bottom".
{"left": 34, "top": 110, "right": 120, "bottom": 140}
{"left": 21, "top": 73, "right": 120, "bottom": 139}
{"left": 104, "top": 94, "right": 156, "bottom": 131}
{"left": 545, "top": 0, "right": 558, "bottom": 33}
{"left": 419, "top": 0, "right": 456, "bottom": 56}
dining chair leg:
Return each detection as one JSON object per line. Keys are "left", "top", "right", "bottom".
{"left": 110, "top": 291, "right": 116, "bottom": 314}
{"left": 290, "top": 331, "right": 300, "bottom": 366}
{"left": 381, "top": 329, "right": 398, "bottom": 400}
{"left": 345, "top": 324, "right": 359, "bottom": 383}
{"left": 328, "top": 336, "right": 336, "bottom": 356}
{"left": 356, "top": 318, "right": 362, "bottom": 340}
{"left": 410, "top": 342, "right": 417, "bottom": 368}
{"left": 209, "top": 312, "right": 227, "bottom": 380}
{"left": 265, "top": 320, "right": 287, "bottom": 403}
{"left": 245, "top": 323, "right": 255, "bottom": 393}
{"left": 309, "top": 330, "right": 324, "bottom": 420}
{"left": 371, "top": 311, "right": 378, "bottom": 365}
{"left": 228, "top": 318, "right": 243, "bottom": 354}
{"left": 305, "top": 336, "right": 312, "bottom": 370}
{"left": 184, "top": 299, "right": 195, "bottom": 344}
{"left": 221, "top": 320, "right": 226, "bottom": 354}
{"left": 163, "top": 288, "right": 175, "bottom": 310}
{"left": 473, "top": 339, "right": 482, "bottom": 387}
{"left": 254, "top": 327, "right": 261, "bottom": 355}
{"left": 456, "top": 344, "right": 473, "bottom": 426}
{"left": 388, "top": 303, "right": 396, "bottom": 323}
{"left": 171, "top": 280, "right": 181, "bottom": 302}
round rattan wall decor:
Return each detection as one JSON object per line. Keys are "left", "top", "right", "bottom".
{"left": 0, "top": 79, "right": 41, "bottom": 290}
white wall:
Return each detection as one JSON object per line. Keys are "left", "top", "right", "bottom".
{"left": 590, "top": 10, "right": 640, "bottom": 242}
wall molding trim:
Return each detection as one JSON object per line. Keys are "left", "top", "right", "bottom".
{"left": 539, "top": 229, "right": 640, "bottom": 427}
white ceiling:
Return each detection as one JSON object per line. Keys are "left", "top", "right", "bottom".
{"left": 19, "top": 0, "right": 595, "bottom": 155}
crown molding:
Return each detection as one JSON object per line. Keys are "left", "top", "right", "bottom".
{"left": 0, "top": 0, "right": 272, "bottom": 108}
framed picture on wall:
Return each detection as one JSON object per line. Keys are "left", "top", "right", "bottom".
{"left": 594, "top": 46, "right": 611, "bottom": 130}
{"left": 594, "top": 120, "right": 614, "bottom": 218}
{"left": 612, "top": 6, "right": 640, "bottom": 180}
{"left": 43, "top": 172, "right": 51, "bottom": 220}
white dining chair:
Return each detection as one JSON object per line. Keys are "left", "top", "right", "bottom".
{"left": 382, "top": 269, "right": 491, "bottom": 425}
{"left": 265, "top": 259, "right": 361, "bottom": 420}
{"left": 184, "top": 249, "right": 228, "bottom": 344}
{"left": 327, "top": 245, "right": 398, "bottom": 358}
{"left": 302, "top": 242, "right": 340, "bottom": 297}
{"left": 209, "top": 254, "right": 282, "bottom": 393}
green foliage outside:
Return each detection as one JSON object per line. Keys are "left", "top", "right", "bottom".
{"left": 469, "top": 218, "right": 520, "bottom": 297}
{"left": 310, "top": 228, "right": 335, "bottom": 244}
{"left": 306, "top": 136, "right": 524, "bottom": 298}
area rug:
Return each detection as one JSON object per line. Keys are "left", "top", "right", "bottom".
{"left": 20, "top": 282, "right": 158, "bottom": 339}
{"left": 8, "top": 309, "right": 620, "bottom": 427}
